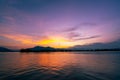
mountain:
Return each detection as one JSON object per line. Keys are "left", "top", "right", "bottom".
{"left": 20, "top": 46, "right": 56, "bottom": 52}
{"left": 0, "top": 47, "right": 13, "bottom": 52}
{"left": 20, "top": 39, "right": 120, "bottom": 52}
{"left": 70, "top": 39, "right": 120, "bottom": 50}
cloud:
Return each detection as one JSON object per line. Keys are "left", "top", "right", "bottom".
{"left": 80, "top": 22, "right": 97, "bottom": 26}
{"left": 0, "top": 35, "right": 24, "bottom": 49}
{"left": 68, "top": 32, "right": 80, "bottom": 38}
{"left": 0, "top": 33, "right": 54, "bottom": 49}
{"left": 2, "top": 34, "right": 34, "bottom": 44}
{"left": 71, "top": 39, "right": 120, "bottom": 49}
{"left": 66, "top": 32, "right": 81, "bottom": 40}
{"left": 63, "top": 22, "right": 97, "bottom": 32}
{"left": 74, "top": 35, "right": 101, "bottom": 41}
{"left": 63, "top": 25, "right": 79, "bottom": 32}
{"left": 0, "top": 36, "right": 21, "bottom": 44}
{"left": 1, "top": 16, "right": 16, "bottom": 25}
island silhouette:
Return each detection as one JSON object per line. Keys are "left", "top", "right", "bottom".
{"left": 20, "top": 46, "right": 120, "bottom": 52}
{"left": 14, "top": 39, "right": 120, "bottom": 52}
{"left": 0, "top": 39, "right": 120, "bottom": 52}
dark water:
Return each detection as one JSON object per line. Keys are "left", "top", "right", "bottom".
{"left": 0, "top": 52, "right": 120, "bottom": 80}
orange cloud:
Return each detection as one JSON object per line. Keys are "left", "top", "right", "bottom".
{"left": 3, "top": 34, "right": 34, "bottom": 44}
{"left": 1, "top": 33, "right": 101, "bottom": 48}
{"left": 1, "top": 34, "right": 75, "bottom": 48}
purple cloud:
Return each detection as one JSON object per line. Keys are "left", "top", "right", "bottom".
{"left": 74, "top": 35, "right": 101, "bottom": 41}
{"left": 63, "top": 22, "right": 97, "bottom": 32}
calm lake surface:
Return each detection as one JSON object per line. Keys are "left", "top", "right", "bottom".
{"left": 0, "top": 52, "right": 120, "bottom": 80}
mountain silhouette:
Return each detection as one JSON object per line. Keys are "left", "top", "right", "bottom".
{"left": 20, "top": 46, "right": 55, "bottom": 52}
{"left": 0, "top": 47, "right": 13, "bottom": 52}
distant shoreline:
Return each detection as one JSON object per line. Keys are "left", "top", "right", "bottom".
{"left": 19, "top": 49, "right": 120, "bottom": 52}
{"left": 0, "top": 50, "right": 120, "bottom": 52}
{"left": 0, "top": 46, "right": 120, "bottom": 52}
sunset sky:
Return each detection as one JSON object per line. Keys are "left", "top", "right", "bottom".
{"left": 0, "top": 0, "right": 120, "bottom": 49}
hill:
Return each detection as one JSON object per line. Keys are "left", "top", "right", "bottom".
{"left": 20, "top": 46, "right": 55, "bottom": 52}
{"left": 0, "top": 47, "right": 13, "bottom": 52}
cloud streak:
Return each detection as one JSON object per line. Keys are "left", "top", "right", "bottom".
{"left": 74, "top": 35, "right": 101, "bottom": 41}
{"left": 0, "top": 0, "right": 120, "bottom": 48}
{"left": 71, "top": 39, "right": 120, "bottom": 49}
{"left": 63, "top": 22, "right": 97, "bottom": 32}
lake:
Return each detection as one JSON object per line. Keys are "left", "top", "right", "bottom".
{"left": 0, "top": 52, "right": 120, "bottom": 80}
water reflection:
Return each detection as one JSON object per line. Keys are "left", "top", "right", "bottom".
{"left": 38, "top": 52, "right": 77, "bottom": 70}
{"left": 20, "top": 52, "right": 75, "bottom": 69}
{"left": 0, "top": 52, "right": 120, "bottom": 80}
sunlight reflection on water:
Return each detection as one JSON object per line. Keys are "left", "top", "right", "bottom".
{"left": 0, "top": 52, "right": 120, "bottom": 80}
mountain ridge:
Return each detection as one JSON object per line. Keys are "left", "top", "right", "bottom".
{"left": 0, "top": 47, "right": 14, "bottom": 52}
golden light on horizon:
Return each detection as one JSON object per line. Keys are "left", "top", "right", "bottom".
{"left": 2, "top": 34, "right": 103, "bottom": 49}
{"left": 3, "top": 34, "right": 76, "bottom": 48}
{"left": 36, "top": 36, "right": 73, "bottom": 48}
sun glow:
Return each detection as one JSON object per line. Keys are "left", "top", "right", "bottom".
{"left": 2, "top": 34, "right": 101, "bottom": 48}
{"left": 36, "top": 36, "right": 72, "bottom": 48}
{"left": 2, "top": 34, "right": 76, "bottom": 48}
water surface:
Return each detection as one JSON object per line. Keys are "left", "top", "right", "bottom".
{"left": 0, "top": 52, "right": 120, "bottom": 80}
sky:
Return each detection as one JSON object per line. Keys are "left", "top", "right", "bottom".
{"left": 0, "top": 0, "right": 120, "bottom": 49}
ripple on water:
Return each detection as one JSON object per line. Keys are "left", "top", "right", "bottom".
{"left": 2, "top": 67, "right": 111, "bottom": 80}
{"left": 0, "top": 52, "right": 120, "bottom": 80}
